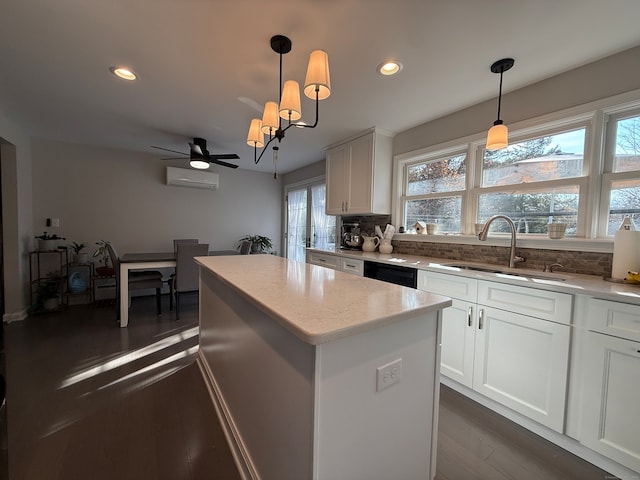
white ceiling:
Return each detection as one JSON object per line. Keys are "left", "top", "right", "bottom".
{"left": 2, "top": 0, "right": 640, "bottom": 174}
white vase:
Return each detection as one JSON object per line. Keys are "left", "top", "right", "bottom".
{"left": 379, "top": 240, "right": 393, "bottom": 254}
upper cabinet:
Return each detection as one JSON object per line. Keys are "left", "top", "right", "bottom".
{"left": 325, "top": 128, "right": 394, "bottom": 215}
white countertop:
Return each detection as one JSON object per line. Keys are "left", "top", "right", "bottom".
{"left": 308, "top": 248, "right": 640, "bottom": 306}
{"left": 196, "top": 255, "right": 451, "bottom": 345}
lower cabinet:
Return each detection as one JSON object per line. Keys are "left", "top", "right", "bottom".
{"left": 306, "top": 251, "right": 364, "bottom": 276}
{"left": 578, "top": 298, "right": 640, "bottom": 473}
{"left": 418, "top": 270, "right": 571, "bottom": 432}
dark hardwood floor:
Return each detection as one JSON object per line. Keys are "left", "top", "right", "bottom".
{"left": 3, "top": 295, "right": 613, "bottom": 479}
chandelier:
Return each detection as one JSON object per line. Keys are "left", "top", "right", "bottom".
{"left": 246, "top": 35, "right": 331, "bottom": 177}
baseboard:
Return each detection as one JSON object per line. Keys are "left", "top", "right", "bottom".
{"left": 3, "top": 309, "right": 28, "bottom": 323}
{"left": 196, "top": 350, "right": 259, "bottom": 480}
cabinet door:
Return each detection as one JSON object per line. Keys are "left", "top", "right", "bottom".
{"left": 580, "top": 332, "right": 640, "bottom": 472}
{"left": 345, "top": 133, "right": 373, "bottom": 214}
{"left": 326, "top": 144, "right": 349, "bottom": 214}
{"left": 440, "top": 298, "right": 476, "bottom": 388}
{"left": 472, "top": 306, "right": 570, "bottom": 432}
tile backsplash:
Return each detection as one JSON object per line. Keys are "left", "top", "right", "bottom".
{"left": 393, "top": 240, "right": 612, "bottom": 278}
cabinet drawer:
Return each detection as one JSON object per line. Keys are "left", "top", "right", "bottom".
{"left": 307, "top": 252, "right": 339, "bottom": 270}
{"left": 587, "top": 298, "right": 640, "bottom": 342}
{"left": 340, "top": 258, "right": 364, "bottom": 276}
{"left": 478, "top": 281, "right": 572, "bottom": 325}
{"left": 418, "top": 271, "right": 478, "bottom": 302}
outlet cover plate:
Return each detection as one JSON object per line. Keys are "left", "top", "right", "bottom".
{"left": 376, "top": 358, "right": 402, "bottom": 392}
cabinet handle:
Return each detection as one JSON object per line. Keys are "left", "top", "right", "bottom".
{"left": 467, "top": 306, "right": 473, "bottom": 327}
{"left": 478, "top": 308, "right": 484, "bottom": 330}
{"left": 344, "top": 201, "right": 348, "bottom": 212}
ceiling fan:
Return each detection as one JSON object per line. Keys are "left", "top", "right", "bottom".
{"left": 151, "top": 137, "right": 240, "bottom": 169}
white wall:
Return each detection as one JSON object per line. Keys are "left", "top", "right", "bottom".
{"left": 31, "top": 138, "right": 282, "bottom": 258}
{"left": 1, "top": 112, "right": 33, "bottom": 318}
{"left": 395, "top": 45, "right": 640, "bottom": 157}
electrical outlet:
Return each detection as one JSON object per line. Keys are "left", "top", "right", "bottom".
{"left": 51, "top": 218, "right": 60, "bottom": 227}
{"left": 376, "top": 358, "right": 402, "bottom": 392}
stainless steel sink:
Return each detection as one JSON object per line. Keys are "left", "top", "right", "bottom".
{"left": 444, "top": 263, "right": 567, "bottom": 281}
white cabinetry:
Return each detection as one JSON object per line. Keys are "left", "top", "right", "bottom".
{"left": 306, "top": 251, "right": 364, "bottom": 276}
{"left": 325, "top": 128, "right": 394, "bottom": 215}
{"left": 418, "top": 270, "right": 572, "bottom": 432}
{"left": 579, "top": 298, "right": 640, "bottom": 472}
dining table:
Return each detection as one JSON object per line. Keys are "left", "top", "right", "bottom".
{"left": 118, "top": 250, "right": 239, "bottom": 327}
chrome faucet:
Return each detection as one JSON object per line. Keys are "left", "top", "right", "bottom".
{"left": 478, "top": 215, "right": 525, "bottom": 268}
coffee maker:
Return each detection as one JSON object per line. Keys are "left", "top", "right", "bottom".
{"left": 341, "top": 221, "right": 362, "bottom": 249}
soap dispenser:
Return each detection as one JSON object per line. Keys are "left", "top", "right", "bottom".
{"left": 619, "top": 216, "right": 636, "bottom": 231}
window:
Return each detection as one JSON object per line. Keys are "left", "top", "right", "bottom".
{"left": 478, "top": 128, "right": 586, "bottom": 235}
{"left": 396, "top": 92, "right": 640, "bottom": 239}
{"left": 402, "top": 152, "right": 466, "bottom": 233}
{"left": 286, "top": 182, "right": 336, "bottom": 262}
{"left": 602, "top": 111, "right": 640, "bottom": 235}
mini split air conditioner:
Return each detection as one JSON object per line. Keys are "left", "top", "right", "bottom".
{"left": 166, "top": 166, "right": 219, "bottom": 190}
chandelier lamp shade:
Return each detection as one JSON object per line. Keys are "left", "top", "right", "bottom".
{"left": 486, "top": 58, "right": 514, "bottom": 151}
{"left": 246, "top": 34, "right": 331, "bottom": 168}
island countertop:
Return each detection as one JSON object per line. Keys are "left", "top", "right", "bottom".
{"left": 196, "top": 254, "right": 451, "bottom": 345}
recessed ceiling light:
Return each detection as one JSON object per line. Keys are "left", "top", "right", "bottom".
{"left": 377, "top": 61, "right": 403, "bottom": 76}
{"left": 109, "top": 66, "right": 137, "bottom": 81}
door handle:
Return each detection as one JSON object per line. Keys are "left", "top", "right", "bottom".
{"left": 478, "top": 308, "right": 484, "bottom": 330}
{"left": 467, "top": 306, "right": 473, "bottom": 327}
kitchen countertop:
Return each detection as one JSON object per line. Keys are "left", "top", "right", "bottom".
{"left": 195, "top": 254, "right": 452, "bottom": 344}
{"left": 308, "top": 248, "right": 640, "bottom": 306}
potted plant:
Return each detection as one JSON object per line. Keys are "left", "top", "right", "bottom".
{"left": 93, "top": 240, "right": 114, "bottom": 276}
{"left": 238, "top": 235, "right": 273, "bottom": 254}
{"left": 69, "top": 241, "right": 89, "bottom": 264}
{"left": 31, "top": 271, "right": 63, "bottom": 312}
{"left": 35, "top": 232, "right": 65, "bottom": 251}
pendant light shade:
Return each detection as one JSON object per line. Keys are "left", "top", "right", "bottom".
{"left": 261, "top": 101, "right": 279, "bottom": 134}
{"left": 247, "top": 118, "right": 264, "bottom": 148}
{"left": 304, "top": 49, "right": 331, "bottom": 100}
{"left": 279, "top": 80, "right": 302, "bottom": 120}
{"left": 486, "top": 122, "right": 508, "bottom": 150}
{"left": 485, "top": 58, "right": 514, "bottom": 151}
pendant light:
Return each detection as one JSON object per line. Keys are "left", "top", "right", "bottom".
{"left": 246, "top": 35, "right": 331, "bottom": 170}
{"left": 486, "top": 58, "right": 514, "bottom": 150}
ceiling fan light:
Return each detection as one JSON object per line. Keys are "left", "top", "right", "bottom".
{"left": 109, "top": 66, "right": 137, "bottom": 81}
{"left": 190, "top": 159, "right": 210, "bottom": 169}
{"left": 247, "top": 118, "right": 264, "bottom": 147}
{"left": 279, "top": 80, "right": 302, "bottom": 121}
{"left": 486, "top": 122, "right": 508, "bottom": 150}
{"left": 304, "top": 49, "right": 331, "bottom": 100}
{"left": 261, "top": 101, "right": 279, "bottom": 134}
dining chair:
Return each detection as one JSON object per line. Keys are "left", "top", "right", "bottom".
{"left": 106, "top": 244, "right": 164, "bottom": 320}
{"left": 239, "top": 240, "right": 252, "bottom": 255}
{"left": 173, "top": 239, "right": 198, "bottom": 252}
{"left": 169, "top": 243, "right": 209, "bottom": 320}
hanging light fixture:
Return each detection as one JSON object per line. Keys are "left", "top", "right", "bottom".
{"left": 246, "top": 35, "right": 331, "bottom": 169}
{"left": 486, "top": 58, "right": 514, "bottom": 150}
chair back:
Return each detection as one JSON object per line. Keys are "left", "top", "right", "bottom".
{"left": 175, "top": 243, "right": 209, "bottom": 292}
{"left": 106, "top": 243, "right": 120, "bottom": 277}
{"left": 173, "top": 238, "right": 198, "bottom": 253}
{"left": 239, "top": 240, "right": 252, "bottom": 255}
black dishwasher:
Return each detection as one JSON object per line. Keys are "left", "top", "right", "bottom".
{"left": 363, "top": 261, "right": 418, "bottom": 288}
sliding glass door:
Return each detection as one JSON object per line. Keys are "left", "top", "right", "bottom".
{"left": 286, "top": 182, "right": 336, "bottom": 262}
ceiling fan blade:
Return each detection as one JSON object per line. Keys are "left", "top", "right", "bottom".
{"left": 210, "top": 159, "right": 239, "bottom": 169}
{"left": 160, "top": 156, "right": 189, "bottom": 160}
{"left": 151, "top": 145, "right": 188, "bottom": 156}
{"left": 209, "top": 153, "right": 240, "bottom": 160}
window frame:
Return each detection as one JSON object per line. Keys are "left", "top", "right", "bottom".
{"left": 392, "top": 88, "right": 640, "bottom": 246}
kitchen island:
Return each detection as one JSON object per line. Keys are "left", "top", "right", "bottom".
{"left": 195, "top": 254, "right": 451, "bottom": 480}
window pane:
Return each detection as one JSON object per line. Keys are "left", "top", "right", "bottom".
{"left": 482, "top": 129, "right": 585, "bottom": 187}
{"left": 310, "top": 184, "right": 336, "bottom": 250}
{"left": 404, "top": 196, "right": 462, "bottom": 233}
{"left": 478, "top": 186, "right": 579, "bottom": 235}
{"left": 613, "top": 115, "right": 640, "bottom": 173}
{"left": 407, "top": 154, "right": 466, "bottom": 195}
{"left": 287, "top": 188, "right": 307, "bottom": 262}
{"left": 608, "top": 179, "right": 640, "bottom": 235}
